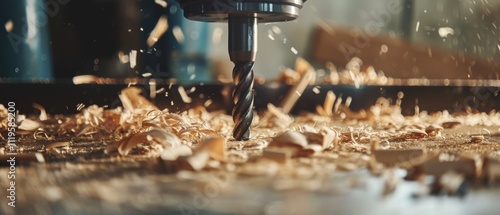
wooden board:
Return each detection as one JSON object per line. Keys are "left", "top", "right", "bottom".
{"left": 310, "top": 25, "right": 500, "bottom": 79}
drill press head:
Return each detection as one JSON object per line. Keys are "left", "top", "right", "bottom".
{"left": 176, "top": 0, "right": 305, "bottom": 23}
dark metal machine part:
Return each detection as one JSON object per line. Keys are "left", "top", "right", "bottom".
{"left": 176, "top": 0, "right": 305, "bottom": 140}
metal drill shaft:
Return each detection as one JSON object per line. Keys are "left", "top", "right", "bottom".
{"left": 232, "top": 61, "right": 255, "bottom": 140}
{"left": 229, "top": 16, "right": 257, "bottom": 141}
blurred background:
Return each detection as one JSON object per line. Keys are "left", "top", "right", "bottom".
{"left": 0, "top": 0, "right": 499, "bottom": 82}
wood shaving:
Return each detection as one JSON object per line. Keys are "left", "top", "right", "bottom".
{"left": 178, "top": 86, "right": 192, "bottom": 104}
{"left": 147, "top": 15, "right": 169, "bottom": 47}
{"left": 471, "top": 135, "right": 485, "bottom": 143}
{"left": 32, "top": 103, "right": 47, "bottom": 121}
{"left": 119, "top": 87, "right": 158, "bottom": 112}
{"left": 280, "top": 60, "right": 316, "bottom": 113}
{"left": 18, "top": 118, "right": 41, "bottom": 131}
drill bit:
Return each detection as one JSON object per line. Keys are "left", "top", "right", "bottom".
{"left": 176, "top": 0, "right": 306, "bottom": 140}
{"left": 229, "top": 16, "right": 257, "bottom": 141}
{"left": 231, "top": 61, "right": 254, "bottom": 140}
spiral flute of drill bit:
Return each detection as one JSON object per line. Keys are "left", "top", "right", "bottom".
{"left": 232, "top": 61, "right": 255, "bottom": 140}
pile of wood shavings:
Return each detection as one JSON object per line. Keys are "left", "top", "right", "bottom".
{"left": 1, "top": 83, "right": 500, "bottom": 196}
{"left": 2, "top": 84, "right": 500, "bottom": 161}
{"left": 1, "top": 57, "right": 500, "bottom": 194}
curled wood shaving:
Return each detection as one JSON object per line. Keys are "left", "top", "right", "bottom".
{"left": 268, "top": 130, "right": 327, "bottom": 157}
{"left": 470, "top": 135, "right": 485, "bottom": 143}
{"left": 425, "top": 124, "right": 444, "bottom": 137}
{"left": 160, "top": 145, "right": 192, "bottom": 161}
{"left": 304, "top": 127, "right": 337, "bottom": 149}
{"left": 32, "top": 103, "right": 47, "bottom": 121}
{"left": 195, "top": 136, "right": 226, "bottom": 161}
{"left": 18, "top": 118, "right": 41, "bottom": 131}
{"left": 178, "top": 86, "right": 192, "bottom": 104}
{"left": 46, "top": 141, "right": 70, "bottom": 151}
{"left": 269, "top": 130, "right": 308, "bottom": 149}
{"left": 175, "top": 137, "right": 226, "bottom": 171}
{"left": 117, "top": 129, "right": 180, "bottom": 156}
{"left": 260, "top": 104, "right": 293, "bottom": 129}
{"left": 176, "top": 148, "right": 210, "bottom": 171}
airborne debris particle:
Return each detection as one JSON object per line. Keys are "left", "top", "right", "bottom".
{"left": 204, "top": 99, "right": 213, "bottom": 107}
{"left": 272, "top": 26, "right": 281, "bottom": 34}
{"left": 178, "top": 86, "right": 192, "bottom": 103}
{"left": 156, "top": 88, "right": 165, "bottom": 94}
{"left": 154, "top": 0, "right": 168, "bottom": 8}
{"left": 129, "top": 50, "right": 137, "bottom": 69}
{"left": 76, "top": 103, "right": 85, "bottom": 111}
{"left": 149, "top": 79, "right": 157, "bottom": 99}
{"left": 5, "top": 20, "right": 13, "bottom": 32}
{"left": 147, "top": 16, "right": 169, "bottom": 47}
{"left": 173, "top": 26, "right": 185, "bottom": 43}
{"left": 438, "top": 27, "right": 455, "bottom": 38}
{"left": 312, "top": 87, "right": 320, "bottom": 94}
{"left": 118, "top": 51, "right": 129, "bottom": 64}
{"left": 380, "top": 44, "right": 388, "bottom": 54}
{"left": 268, "top": 33, "right": 275, "bottom": 40}
{"left": 212, "top": 27, "right": 223, "bottom": 45}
